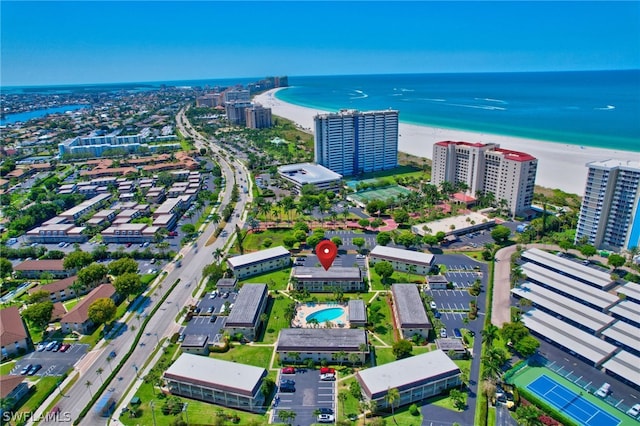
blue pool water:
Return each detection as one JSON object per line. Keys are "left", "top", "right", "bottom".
{"left": 306, "top": 307, "right": 345, "bottom": 323}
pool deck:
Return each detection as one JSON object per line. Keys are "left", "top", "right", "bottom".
{"left": 293, "top": 303, "right": 350, "bottom": 328}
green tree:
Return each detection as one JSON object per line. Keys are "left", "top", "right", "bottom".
{"left": 349, "top": 380, "right": 362, "bottom": 399}
{"left": 515, "top": 405, "right": 543, "bottom": 426}
{"left": 87, "top": 297, "right": 117, "bottom": 326}
{"left": 579, "top": 244, "right": 597, "bottom": 260}
{"left": 181, "top": 223, "right": 196, "bottom": 235}
{"left": 374, "top": 261, "right": 394, "bottom": 285}
{"left": 481, "top": 324, "right": 499, "bottom": 346}
{"left": 392, "top": 339, "right": 413, "bottom": 359}
{"left": 113, "top": 272, "right": 144, "bottom": 301}
{"left": 393, "top": 209, "right": 410, "bottom": 225}
{"left": 77, "top": 263, "right": 108, "bottom": 288}
{"left": 306, "top": 233, "right": 323, "bottom": 248}
{"left": 260, "top": 377, "right": 275, "bottom": 399}
{"left": 22, "top": 301, "right": 54, "bottom": 328}
{"left": 558, "top": 239, "right": 573, "bottom": 253}
{"left": 514, "top": 335, "right": 540, "bottom": 357}
{"left": 423, "top": 234, "right": 438, "bottom": 247}
{"left": 607, "top": 253, "right": 625, "bottom": 270}
{"left": 338, "top": 391, "right": 348, "bottom": 419}
{"left": 352, "top": 237, "right": 366, "bottom": 252}
{"left": 358, "top": 218, "right": 370, "bottom": 229}
{"left": 490, "top": 225, "right": 511, "bottom": 244}
{"left": 283, "top": 234, "right": 297, "bottom": 249}
{"left": 330, "top": 236, "right": 343, "bottom": 249}
{"left": 0, "top": 258, "right": 13, "bottom": 278}
{"left": 26, "top": 290, "right": 50, "bottom": 304}
{"left": 386, "top": 387, "right": 400, "bottom": 418}
{"left": 396, "top": 231, "right": 417, "bottom": 249}
{"left": 108, "top": 258, "right": 139, "bottom": 276}
{"left": 376, "top": 232, "right": 392, "bottom": 246}
{"left": 63, "top": 250, "right": 94, "bottom": 270}
{"left": 449, "top": 388, "right": 466, "bottom": 410}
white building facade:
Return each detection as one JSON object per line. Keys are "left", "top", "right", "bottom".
{"left": 575, "top": 159, "right": 640, "bottom": 251}
{"left": 314, "top": 109, "right": 398, "bottom": 176}
{"left": 431, "top": 141, "right": 537, "bottom": 216}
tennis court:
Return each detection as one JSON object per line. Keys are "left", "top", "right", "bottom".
{"left": 349, "top": 185, "right": 411, "bottom": 204}
{"left": 527, "top": 375, "right": 620, "bottom": 426}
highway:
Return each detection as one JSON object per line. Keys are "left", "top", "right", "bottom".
{"left": 35, "top": 105, "right": 252, "bottom": 425}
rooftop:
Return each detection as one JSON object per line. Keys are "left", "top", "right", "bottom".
{"left": 14, "top": 259, "right": 65, "bottom": 271}
{"left": 370, "top": 245, "right": 434, "bottom": 266}
{"left": 225, "top": 284, "right": 268, "bottom": 327}
{"left": 0, "top": 306, "right": 28, "bottom": 346}
{"left": 61, "top": 284, "right": 116, "bottom": 324}
{"left": 227, "top": 246, "right": 290, "bottom": 269}
{"left": 277, "top": 328, "right": 367, "bottom": 352}
{"left": 348, "top": 299, "right": 367, "bottom": 323}
{"left": 601, "top": 350, "right": 640, "bottom": 387}
{"left": 293, "top": 266, "right": 362, "bottom": 280}
{"left": 392, "top": 284, "right": 430, "bottom": 328}
{"left": 277, "top": 163, "right": 342, "bottom": 184}
{"left": 164, "top": 353, "right": 267, "bottom": 397}
{"left": 356, "top": 350, "right": 460, "bottom": 399}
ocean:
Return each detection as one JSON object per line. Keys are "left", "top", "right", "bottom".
{"left": 275, "top": 70, "right": 640, "bottom": 153}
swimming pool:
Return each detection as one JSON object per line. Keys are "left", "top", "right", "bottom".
{"left": 306, "top": 307, "right": 345, "bottom": 323}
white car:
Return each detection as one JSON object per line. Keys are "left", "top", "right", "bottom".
{"left": 595, "top": 383, "right": 611, "bottom": 398}
{"left": 627, "top": 403, "right": 640, "bottom": 418}
{"left": 320, "top": 373, "right": 336, "bottom": 381}
{"left": 317, "top": 413, "right": 335, "bottom": 423}
{"left": 430, "top": 301, "right": 437, "bottom": 310}
{"left": 440, "top": 328, "right": 447, "bottom": 338}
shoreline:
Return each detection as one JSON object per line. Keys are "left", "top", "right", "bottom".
{"left": 254, "top": 88, "right": 637, "bottom": 195}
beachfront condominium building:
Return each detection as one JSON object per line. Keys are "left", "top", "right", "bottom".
{"left": 314, "top": 109, "right": 398, "bottom": 176}
{"left": 432, "top": 141, "right": 537, "bottom": 216}
{"left": 245, "top": 104, "right": 272, "bottom": 129}
{"left": 225, "top": 101, "right": 252, "bottom": 126}
{"left": 575, "top": 159, "right": 640, "bottom": 251}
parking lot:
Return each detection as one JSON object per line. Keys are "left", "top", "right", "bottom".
{"left": 427, "top": 254, "right": 488, "bottom": 340}
{"left": 196, "top": 291, "right": 238, "bottom": 315}
{"left": 272, "top": 368, "right": 335, "bottom": 425}
{"left": 181, "top": 316, "right": 226, "bottom": 344}
{"left": 12, "top": 343, "right": 89, "bottom": 377}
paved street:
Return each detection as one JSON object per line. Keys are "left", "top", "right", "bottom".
{"left": 32, "top": 107, "right": 253, "bottom": 425}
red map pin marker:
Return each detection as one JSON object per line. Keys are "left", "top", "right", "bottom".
{"left": 316, "top": 240, "right": 338, "bottom": 271}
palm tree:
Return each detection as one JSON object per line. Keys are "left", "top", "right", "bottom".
{"left": 338, "top": 391, "right": 348, "bottom": 419}
{"left": 336, "top": 350, "right": 347, "bottom": 366}
{"left": 85, "top": 380, "right": 93, "bottom": 398}
{"left": 96, "top": 368, "right": 104, "bottom": 384}
{"left": 386, "top": 387, "right": 400, "bottom": 418}
{"left": 481, "top": 324, "right": 499, "bottom": 346}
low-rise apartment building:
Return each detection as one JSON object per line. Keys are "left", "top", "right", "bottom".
{"left": 369, "top": 245, "right": 435, "bottom": 275}
{"left": 227, "top": 246, "right": 291, "bottom": 279}
{"left": 391, "top": 284, "right": 431, "bottom": 339}
{"left": 61, "top": 284, "right": 118, "bottom": 334}
{"left": 276, "top": 328, "right": 369, "bottom": 365}
{"left": 0, "top": 307, "right": 32, "bottom": 358}
{"left": 223, "top": 284, "right": 268, "bottom": 341}
{"left": 14, "top": 259, "right": 71, "bottom": 279}
{"left": 291, "top": 267, "right": 364, "bottom": 292}
{"left": 164, "top": 353, "right": 268, "bottom": 413}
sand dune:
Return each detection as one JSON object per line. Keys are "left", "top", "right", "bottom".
{"left": 254, "top": 88, "right": 636, "bottom": 195}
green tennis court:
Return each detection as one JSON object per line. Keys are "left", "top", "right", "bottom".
{"left": 349, "top": 185, "right": 411, "bottom": 204}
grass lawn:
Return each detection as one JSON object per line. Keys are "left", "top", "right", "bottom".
{"left": 209, "top": 344, "right": 273, "bottom": 369}
{"left": 15, "top": 376, "right": 59, "bottom": 416}
{"left": 374, "top": 346, "right": 433, "bottom": 367}
{"left": 367, "top": 295, "right": 395, "bottom": 346}
{"left": 63, "top": 298, "right": 80, "bottom": 311}
{"left": 0, "top": 360, "right": 16, "bottom": 375}
{"left": 337, "top": 377, "right": 361, "bottom": 421}
{"left": 237, "top": 228, "right": 293, "bottom": 253}
{"left": 241, "top": 267, "right": 291, "bottom": 291}
{"left": 369, "top": 268, "right": 425, "bottom": 290}
{"left": 140, "top": 273, "right": 159, "bottom": 286}
{"left": 381, "top": 404, "right": 423, "bottom": 426}
{"left": 256, "top": 295, "right": 293, "bottom": 344}
{"left": 488, "top": 406, "right": 497, "bottom": 426}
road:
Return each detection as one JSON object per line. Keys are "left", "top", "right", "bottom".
{"left": 35, "top": 105, "right": 252, "bottom": 425}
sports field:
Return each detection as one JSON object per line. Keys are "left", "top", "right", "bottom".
{"left": 509, "top": 365, "right": 633, "bottom": 426}
{"left": 349, "top": 185, "right": 411, "bottom": 204}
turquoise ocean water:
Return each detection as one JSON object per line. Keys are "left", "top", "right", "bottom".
{"left": 275, "top": 71, "right": 640, "bottom": 153}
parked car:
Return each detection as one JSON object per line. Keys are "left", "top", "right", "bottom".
{"left": 280, "top": 384, "right": 295, "bottom": 393}
{"left": 434, "top": 310, "right": 441, "bottom": 319}
{"left": 209, "top": 292, "right": 217, "bottom": 299}
{"left": 281, "top": 367, "right": 295, "bottom": 374}
{"left": 627, "top": 403, "right": 640, "bottom": 418}
{"left": 320, "top": 373, "right": 336, "bottom": 381}
{"left": 430, "top": 301, "right": 437, "bottom": 310}
{"left": 27, "top": 364, "right": 42, "bottom": 376}
{"left": 317, "top": 413, "right": 335, "bottom": 423}
{"left": 453, "top": 328, "right": 462, "bottom": 339}
{"left": 318, "top": 408, "right": 334, "bottom": 415}
{"left": 320, "top": 367, "right": 336, "bottom": 375}
{"left": 59, "top": 344, "right": 71, "bottom": 352}
{"left": 440, "top": 328, "right": 448, "bottom": 338}
{"left": 596, "top": 383, "right": 611, "bottom": 398}
{"left": 20, "top": 364, "right": 33, "bottom": 375}
{"left": 207, "top": 306, "right": 213, "bottom": 314}
{"left": 37, "top": 342, "right": 47, "bottom": 352}
{"left": 280, "top": 379, "right": 295, "bottom": 387}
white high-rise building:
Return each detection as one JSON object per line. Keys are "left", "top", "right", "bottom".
{"left": 314, "top": 109, "right": 398, "bottom": 176}
{"left": 431, "top": 141, "right": 537, "bottom": 216}
{"left": 575, "top": 159, "right": 640, "bottom": 251}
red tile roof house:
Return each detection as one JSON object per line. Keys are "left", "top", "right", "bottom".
{"left": 0, "top": 306, "right": 32, "bottom": 359}
{"left": 61, "top": 284, "right": 119, "bottom": 335}
{"left": 28, "top": 275, "right": 106, "bottom": 303}
{"left": 0, "top": 375, "right": 30, "bottom": 413}
{"left": 13, "top": 259, "right": 73, "bottom": 279}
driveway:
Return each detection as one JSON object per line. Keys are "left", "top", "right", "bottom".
{"left": 272, "top": 368, "right": 335, "bottom": 425}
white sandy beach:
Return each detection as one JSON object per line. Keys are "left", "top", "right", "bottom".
{"left": 254, "top": 88, "right": 637, "bottom": 195}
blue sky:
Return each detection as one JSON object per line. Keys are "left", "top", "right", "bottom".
{"left": 2, "top": 1, "right": 639, "bottom": 86}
